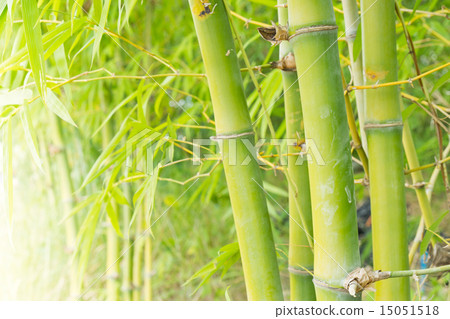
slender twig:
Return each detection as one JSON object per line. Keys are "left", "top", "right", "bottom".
{"left": 229, "top": 11, "right": 271, "bottom": 28}
{"left": 347, "top": 62, "right": 449, "bottom": 92}
{"left": 405, "top": 156, "right": 450, "bottom": 174}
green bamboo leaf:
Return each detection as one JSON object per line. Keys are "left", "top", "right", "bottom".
{"left": 91, "top": 0, "right": 111, "bottom": 67}
{"left": 60, "top": 193, "right": 99, "bottom": 224}
{"left": 53, "top": 44, "right": 72, "bottom": 104}
{"left": 105, "top": 197, "right": 123, "bottom": 237}
{"left": 0, "top": 88, "right": 32, "bottom": 107}
{"left": 111, "top": 186, "right": 129, "bottom": 206}
{"left": 184, "top": 242, "right": 240, "bottom": 294}
{"left": 0, "top": 0, "right": 6, "bottom": 15}
{"left": 121, "top": 0, "right": 138, "bottom": 30}
{"left": 145, "top": 165, "right": 160, "bottom": 223}
{"left": 411, "top": 0, "right": 423, "bottom": 17}
{"left": 420, "top": 210, "right": 449, "bottom": 256}
{"left": 22, "top": 0, "right": 46, "bottom": 101}
{"left": 402, "top": 103, "right": 418, "bottom": 121}
{"left": 248, "top": 0, "right": 276, "bottom": 8}
{"left": 79, "top": 122, "right": 131, "bottom": 190}
{"left": 0, "top": 18, "right": 87, "bottom": 74}
{"left": 75, "top": 192, "right": 107, "bottom": 280}
{"left": 225, "top": 286, "right": 232, "bottom": 301}
{"left": 263, "top": 181, "right": 288, "bottom": 197}
{"left": 431, "top": 70, "right": 449, "bottom": 93}
{"left": 20, "top": 99, "right": 43, "bottom": 172}
{"left": 36, "top": 0, "right": 53, "bottom": 24}
{"left": 93, "top": 0, "right": 102, "bottom": 21}
{"left": 46, "top": 88, "right": 77, "bottom": 127}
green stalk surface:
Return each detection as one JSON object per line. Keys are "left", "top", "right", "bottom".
{"left": 189, "top": 0, "right": 283, "bottom": 300}
{"left": 361, "top": 0, "right": 410, "bottom": 300}
{"left": 287, "top": 0, "right": 361, "bottom": 301}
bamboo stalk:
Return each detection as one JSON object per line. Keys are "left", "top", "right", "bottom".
{"left": 342, "top": 0, "right": 367, "bottom": 152}
{"left": 361, "top": 0, "right": 410, "bottom": 300}
{"left": 409, "top": 143, "right": 450, "bottom": 264}
{"left": 132, "top": 206, "right": 144, "bottom": 301}
{"left": 403, "top": 120, "right": 434, "bottom": 230}
{"left": 143, "top": 219, "right": 152, "bottom": 301}
{"left": 287, "top": 0, "right": 361, "bottom": 301}
{"left": 278, "top": 0, "right": 315, "bottom": 301}
{"left": 121, "top": 181, "right": 133, "bottom": 301}
{"left": 49, "top": 114, "right": 78, "bottom": 298}
{"left": 189, "top": 0, "right": 283, "bottom": 300}
{"left": 103, "top": 123, "right": 120, "bottom": 300}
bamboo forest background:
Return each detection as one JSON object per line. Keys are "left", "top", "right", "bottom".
{"left": 0, "top": 0, "right": 449, "bottom": 300}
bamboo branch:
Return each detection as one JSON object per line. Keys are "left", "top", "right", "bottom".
{"left": 344, "top": 265, "right": 450, "bottom": 296}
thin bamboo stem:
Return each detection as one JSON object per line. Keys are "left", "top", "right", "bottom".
{"left": 103, "top": 123, "right": 120, "bottom": 300}
{"left": 189, "top": 0, "right": 283, "bottom": 300}
{"left": 121, "top": 181, "right": 132, "bottom": 301}
{"left": 132, "top": 205, "right": 145, "bottom": 300}
{"left": 49, "top": 114, "right": 78, "bottom": 298}
{"left": 361, "top": 0, "right": 410, "bottom": 300}
{"left": 143, "top": 218, "right": 152, "bottom": 301}
{"left": 342, "top": 71, "right": 369, "bottom": 177}
{"left": 278, "top": 0, "right": 315, "bottom": 301}
{"left": 287, "top": 0, "right": 361, "bottom": 301}
{"left": 342, "top": 0, "right": 367, "bottom": 152}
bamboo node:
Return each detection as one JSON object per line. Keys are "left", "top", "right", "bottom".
{"left": 288, "top": 266, "right": 313, "bottom": 276}
{"left": 343, "top": 267, "right": 391, "bottom": 297}
{"left": 364, "top": 122, "right": 403, "bottom": 130}
{"left": 312, "top": 278, "right": 349, "bottom": 294}
{"left": 210, "top": 131, "right": 254, "bottom": 140}
{"left": 405, "top": 181, "right": 427, "bottom": 189}
{"left": 289, "top": 25, "right": 338, "bottom": 40}
{"left": 271, "top": 52, "right": 297, "bottom": 72}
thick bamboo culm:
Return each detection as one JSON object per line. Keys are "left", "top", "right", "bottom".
{"left": 361, "top": 0, "right": 410, "bottom": 300}
{"left": 287, "top": 0, "right": 361, "bottom": 301}
{"left": 189, "top": 0, "right": 283, "bottom": 300}
{"left": 342, "top": 0, "right": 367, "bottom": 152}
{"left": 277, "top": 0, "right": 315, "bottom": 301}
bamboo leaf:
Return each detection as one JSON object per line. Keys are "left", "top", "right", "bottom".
{"left": 75, "top": 193, "right": 104, "bottom": 280}
{"left": 60, "top": 193, "right": 99, "bottom": 224}
{"left": 22, "top": 0, "right": 46, "bottom": 101}
{"left": 0, "top": 88, "right": 32, "bottom": 107}
{"left": 105, "top": 196, "right": 123, "bottom": 237}
{"left": 79, "top": 121, "right": 130, "bottom": 190}
{"left": 225, "top": 286, "right": 232, "bottom": 301}
{"left": 91, "top": 0, "right": 111, "bottom": 67}
{"left": 263, "top": 181, "right": 288, "bottom": 197}
{"left": 111, "top": 186, "right": 129, "bottom": 206}
{"left": 20, "top": 99, "right": 43, "bottom": 172}
{"left": 184, "top": 242, "right": 240, "bottom": 294}
{"left": 53, "top": 44, "right": 72, "bottom": 104}
{"left": 420, "top": 210, "right": 449, "bottom": 256}
{"left": 402, "top": 103, "right": 418, "bottom": 121}
{"left": 411, "top": 0, "right": 422, "bottom": 17}
{"left": 0, "top": 0, "right": 6, "bottom": 15}
{"left": 431, "top": 70, "right": 449, "bottom": 93}
{"left": 0, "top": 18, "right": 87, "bottom": 74}
{"left": 46, "top": 88, "right": 77, "bottom": 127}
